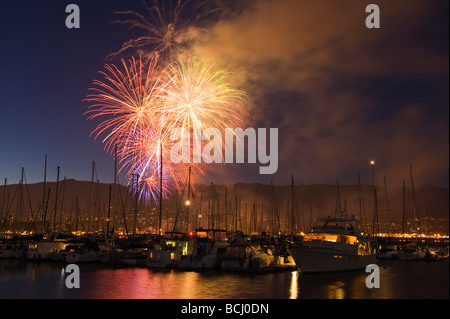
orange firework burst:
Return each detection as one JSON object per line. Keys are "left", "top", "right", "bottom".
{"left": 163, "top": 57, "right": 248, "bottom": 134}
{"left": 162, "top": 57, "right": 249, "bottom": 162}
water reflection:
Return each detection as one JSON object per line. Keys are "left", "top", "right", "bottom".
{"left": 327, "top": 281, "right": 345, "bottom": 299}
{"left": 289, "top": 271, "right": 298, "bottom": 299}
{"left": 298, "top": 269, "right": 374, "bottom": 299}
{"left": 0, "top": 259, "right": 448, "bottom": 299}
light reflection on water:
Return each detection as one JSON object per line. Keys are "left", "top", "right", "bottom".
{"left": 289, "top": 271, "right": 298, "bottom": 299}
{"left": 0, "top": 259, "right": 448, "bottom": 299}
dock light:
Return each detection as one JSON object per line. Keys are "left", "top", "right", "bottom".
{"left": 186, "top": 200, "right": 191, "bottom": 206}
{"left": 370, "top": 161, "right": 375, "bottom": 165}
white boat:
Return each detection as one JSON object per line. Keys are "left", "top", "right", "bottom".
{"left": 178, "top": 229, "right": 229, "bottom": 270}
{"left": 146, "top": 232, "right": 193, "bottom": 268}
{"left": 221, "top": 242, "right": 275, "bottom": 272}
{"left": 288, "top": 216, "right": 376, "bottom": 273}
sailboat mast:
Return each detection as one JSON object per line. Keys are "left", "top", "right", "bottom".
{"left": 383, "top": 176, "right": 390, "bottom": 235}
{"left": 158, "top": 143, "right": 162, "bottom": 237}
{"left": 134, "top": 174, "right": 139, "bottom": 235}
{"left": 421, "top": 187, "right": 427, "bottom": 237}
{"left": 224, "top": 186, "right": 228, "bottom": 233}
{"left": 211, "top": 182, "right": 215, "bottom": 229}
{"left": 88, "top": 162, "right": 95, "bottom": 234}
{"left": 106, "top": 186, "right": 112, "bottom": 235}
{"left": 186, "top": 167, "right": 191, "bottom": 234}
{"left": 52, "top": 166, "right": 60, "bottom": 233}
{"left": 59, "top": 177, "right": 66, "bottom": 233}
{"left": 41, "top": 155, "right": 47, "bottom": 233}
{"left": 113, "top": 145, "right": 118, "bottom": 235}
{"left": 291, "top": 175, "right": 295, "bottom": 235}
{"left": 402, "top": 179, "right": 406, "bottom": 235}
{"left": 0, "top": 178, "right": 6, "bottom": 224}
{"left": 270, "top": 181, "right": 280, "bottom": 235}
{"left": 373, "top": 188, "right": 379, "bottom": 237}
{"left": 335, "top": 179, "right": 342, "bottom": 218}
{"left": 410, "top": 165, "right": 420, "bottom": 233}
{"left": 14, "top": 168, "right": 24, "bottom": 236}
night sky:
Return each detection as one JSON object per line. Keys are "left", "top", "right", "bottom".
{"left": 0, "top": 0, "right": 448, "bottom": 189}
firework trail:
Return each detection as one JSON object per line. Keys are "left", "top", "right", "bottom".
{"left": 108, "top": 0, "right": 222, "bottom": 65}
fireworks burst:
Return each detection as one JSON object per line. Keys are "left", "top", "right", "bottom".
{"left": 84, "top": 56, "right": 167, "bottom": 154}
{"left": 163, "top": 57, "right": 248, "bottom": 134}
{"left": 108, "top": 0, "right": 222, "bottom": 65}
{"left": 86, "top": 56, "right": 246, "bottom": 203}
{"left": 87, "top": 2, "right": 248, "bottom": 204}
{"left": 162, "top": 57, "right": 248, "bottom": 160}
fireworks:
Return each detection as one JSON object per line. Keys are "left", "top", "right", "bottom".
{"left": 86, "top": 56, "right": 246, "bottom": 203}
{"left": 84, "top": 57, "right": 167, "bottom": 154}
{"left": 87, "top": 1, "right": 248, "bottom": 204}
{"left": 108, "top": 0, "right": 222, "bottom": 65}
{"left": 163, "top": 57, "right": 248, "bottom": 134}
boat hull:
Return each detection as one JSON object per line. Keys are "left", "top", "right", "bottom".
{"left": 289, "top": 245, "right": 376, "bottom": 273}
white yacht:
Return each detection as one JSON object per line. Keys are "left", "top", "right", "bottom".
{"left": 289, "top": 216, "right": 376, "bottom": 273}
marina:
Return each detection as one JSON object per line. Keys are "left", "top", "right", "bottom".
{"left": 0, "top": 0, "right": 448, "bottom": 304}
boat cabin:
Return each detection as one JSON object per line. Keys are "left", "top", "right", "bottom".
{"left": 195, "top": 229, "right": 227, "bottom": 242}
{"left": 311, "top": 216, "right": 360, "bottom": 235}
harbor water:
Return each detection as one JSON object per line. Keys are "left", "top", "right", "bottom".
{"left": 0, "top": 258, "right": 448, "bottom": 299}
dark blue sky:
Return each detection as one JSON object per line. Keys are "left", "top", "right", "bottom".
{"left": 0, "top": 1, "right": 135, "bottom": 185}
{"left": 0, "top": 0, "right": 448, "bottom": 188}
